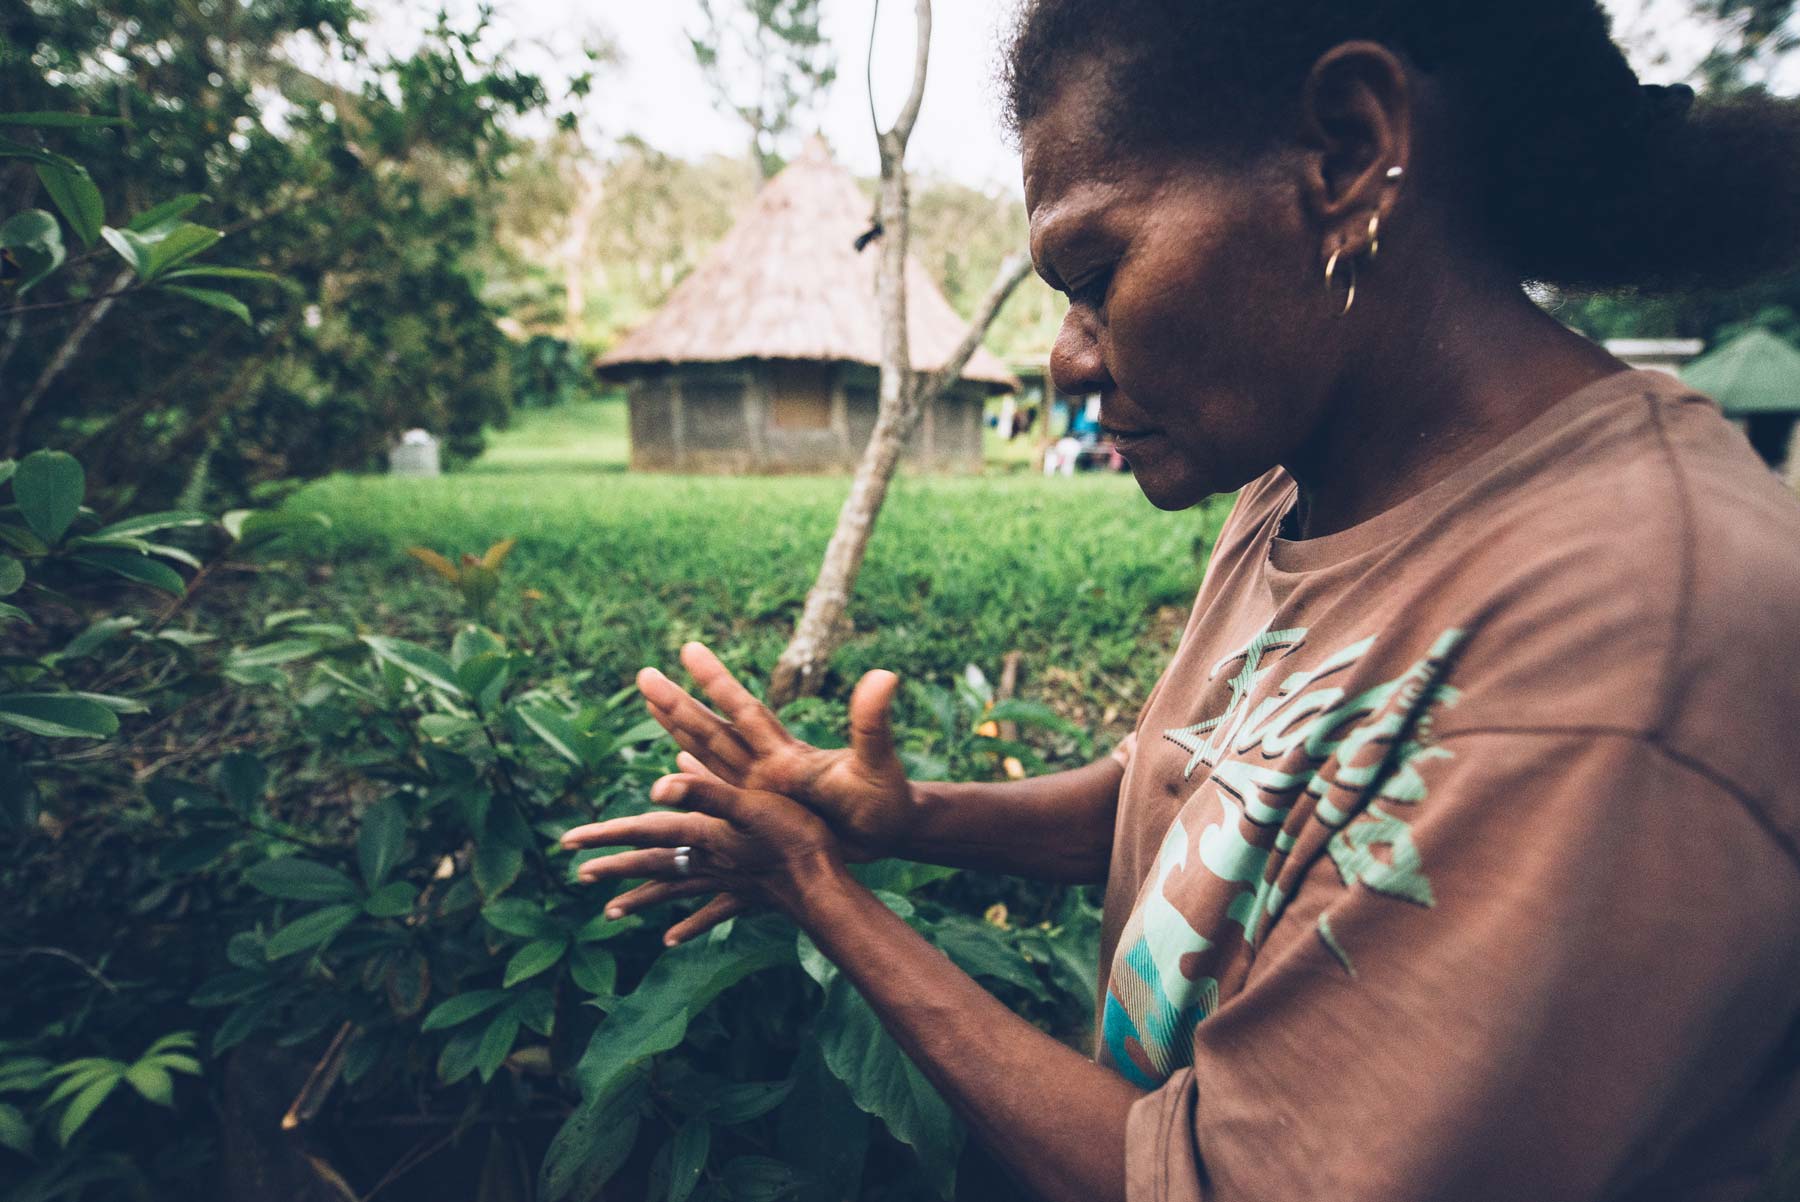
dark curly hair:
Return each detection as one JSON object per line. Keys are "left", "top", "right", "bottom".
{"left": 1001, "top": 0, "right": 1800, "bottom": 292}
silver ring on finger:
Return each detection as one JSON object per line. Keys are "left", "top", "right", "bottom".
{"left": 672, "top": 845, "right": 694, "bottom": 877}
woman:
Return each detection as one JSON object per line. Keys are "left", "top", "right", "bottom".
{"left": 563, "top": 2, "right": 1800, "bottom": 1198}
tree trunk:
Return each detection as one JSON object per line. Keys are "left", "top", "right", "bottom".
{"left": 766, "top": 0, "right": 1031, "bottom": 707}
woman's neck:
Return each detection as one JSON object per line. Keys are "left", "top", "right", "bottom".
{"left": 1280, "top": 274, "right": 1624, "bottom": 541}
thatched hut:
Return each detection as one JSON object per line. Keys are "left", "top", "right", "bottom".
{"left": 596, "top": 140, "right": 1018, "bottom": 473}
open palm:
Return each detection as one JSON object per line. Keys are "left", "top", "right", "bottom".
{"left": 636, "top": 643, "right": 918, "bottom": 863}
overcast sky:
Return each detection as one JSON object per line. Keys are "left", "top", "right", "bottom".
{"left": 340, "top": 0, "right": 1782, "bottom": 196}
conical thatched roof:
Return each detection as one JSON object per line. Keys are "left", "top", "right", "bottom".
{"left": 1682, "top": 328, "right": 1800, "bottom": 417}
{"left": 597, "top": 140, "right": 1018, "bottom": 392}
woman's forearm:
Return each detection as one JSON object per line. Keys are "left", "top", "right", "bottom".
{"left": 784, "top": 854, "right": 1141, "bottom": 1202}
{"left": 898, "top": 755, "right": 1125, "bottom": 883}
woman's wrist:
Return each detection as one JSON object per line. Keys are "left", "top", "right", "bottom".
{"left": 768, "top": 844, "right": 857, "bottom": 923}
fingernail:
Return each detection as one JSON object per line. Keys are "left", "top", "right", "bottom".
{"left": 664, "top": 934, "right": 680, "bottom": 947}
{"left": 606, "top": 906, "right": 623, "bottom": 919}
{"left": 640, "top": 667, "right": 665, "bottom": 684}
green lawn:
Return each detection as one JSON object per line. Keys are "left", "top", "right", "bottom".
{"left": 275, "top": 400, "right": 1227, "bottom": 735}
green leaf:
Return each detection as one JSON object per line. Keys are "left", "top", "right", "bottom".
{"left": 929, "top": 918, "right": 1047, "bottom": 1000}
{"left": 0, "top": 556, "right": 22, "bottom": 597}
{"left": 983, "top": 698, "right": 1081, "bottom": 735}
{"left": 0, "top": 693, "right": 118, "bottom": 739}
{"left": 473, "top": 840, "right": 523, "bottom": 899}
{"left": 419, "top": 712, "right": 479, "bottom": 741}
{"left": 56, "top": 1074, "right": 119, "bottom": 1146}
{"left": 127, "top": 193, "right": 207, "bottom": 232}
{"left": 357, "top": 799, "right": 405, "bottom": 888}
{"left": 720, "top": 1156, "right": 803, "bottom": 1202}
{"left": 422, "top": 989, "right": 511, "bottom": 1032}
{"left": 364, "top": 880, "right": 418, "bottom": 918}
{"left": 224, "top": 639, "right": 317, "bottom": 670}
{"left": 0, "top": 1102, "right": 31, "bottom": 1154}
{"left": 189, "top": 970, "right": 269, "bottom": 1008}
{"left": 474, "top": 1013, "right": 521, "bottom": 1083}
{"left": 437, "top": 1024, "right": 486, "bottom": 1084}
{"left": 514, "top": 702, "right": 583, "bottom": 767}
{"left": 89, "top": 510, "right": 210, "bottom": 540}
{"left": 706, "top": 1079, "right": 795, "bottom": 1125}
{"left": 451, "top": 624, "right": 505, "bottom": 667}
{"left": 572, "top": 920, "right": 792, "bottom": 1103}
{"left": 0, "top": 208, "right": 65, "bottom": 293}
{"left": 36, "top": 160, "right": 104, "bottom": 247}
{"left": 264, "top": 904, "right": 360, "bottom": 960}
{"left": 568, "top": 944, "right": 617, "bottom": 997}
{"left": 0, "top": 603, "right": 27, "bottom": 625}
{"left": 99, "top": 225, "right": 146, "bottom": 276}
{"left": 157, "top": 828, "right": 238, "bottom": 875}
{"left": 482, "top": 899, "right": 559, "bottom": 940}
{"left": 69, "top": 549, "right": 185, "bottom": 594}
{"left": 217, "top": 751, "right": 266, "bottom": 812}
{"left": 363, "top": 635, "right": 463, "bottom": 696}
{"left": 669, "top": 1120, "right": 711, "bottom": 1202}
{"left": 142, "top": 222, "right": 221, "bottom": 277}
{"left": 222, "top": 508, "right": 329, "bottom": 551}
{"left": 13, "top": 450, "right": 84, "bottom": 544}
{"left": 58, "top": 615, "right": 137, "bottom": 659}
{"left": 0, "top": 1056, "right": 53, "bottom": 1093}
{"left": 503, "top": 938, "right": 568, "bottom": 988}
{"left": 244, "top": 857, "right": 359, "bottom": 902}
{"left": 159, "top": 283, "right": 251, "bottom": 325}
{"left": 123, "top": 1062, "right": 173, "bottom": 1107}
{"left": 539, "top": 1077, "right": 646, "bottom": 1202}
{"left": 816, "top": 977, "right": 961, "bottom": 1199}
{"left": 159, "top": 264, "right": 279, "bottom": 283}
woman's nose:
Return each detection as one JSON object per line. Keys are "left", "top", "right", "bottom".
{"left": 1050, "top": 307, "right": 1109, "bottom": 398}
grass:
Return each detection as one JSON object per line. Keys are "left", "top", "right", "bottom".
{"left": 271, "top": 399, "right": 1229, "bottom": 737}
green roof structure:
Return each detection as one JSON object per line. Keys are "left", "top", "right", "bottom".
{"left": 1680, "top": 328, "right": 1800, "bottom": 418}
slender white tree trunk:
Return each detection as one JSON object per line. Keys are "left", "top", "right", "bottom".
{"left": 767, "top": 0, "right": 1031, "bottom": 706}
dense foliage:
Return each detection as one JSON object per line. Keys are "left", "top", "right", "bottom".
{"left": 1, "top": 425, "right": 1217, "bottom": 1199}
{"left": 0, "top": 0, "right": 584, "bottom": 509}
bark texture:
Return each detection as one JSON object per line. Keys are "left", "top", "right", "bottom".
{"left": 767, "top": 0, "right": 1031, "bottom": 707}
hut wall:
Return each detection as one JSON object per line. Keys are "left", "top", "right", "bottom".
{"left": 625, "top": 362, "right": 987, "bottom": 473}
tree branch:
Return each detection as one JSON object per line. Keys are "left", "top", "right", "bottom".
{"left": 917, "top": 252, "right": 1032, "bottom": 406}
{"left": 890, "top": 0, "right": 933, "bottom": 146}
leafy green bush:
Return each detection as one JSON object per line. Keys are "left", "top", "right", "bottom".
{"left": 1, "top": 447, "right": 1105, "bottom": 1201}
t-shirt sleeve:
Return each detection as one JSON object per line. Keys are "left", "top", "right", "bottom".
{"left": 1125, "top": 730, "right": 1800, "bottom": 1202}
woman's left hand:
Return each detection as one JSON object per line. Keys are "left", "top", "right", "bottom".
{"left": 561, "top": 771, "right": 842, "bottom": 945}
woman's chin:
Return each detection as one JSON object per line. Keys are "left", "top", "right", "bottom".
{"left": 1126, "top": 452, "right": 1242, "bottom": 512}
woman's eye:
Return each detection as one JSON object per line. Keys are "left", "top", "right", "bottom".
{"left": 1070, "top": 271, "right": 1112, "bottom": 311}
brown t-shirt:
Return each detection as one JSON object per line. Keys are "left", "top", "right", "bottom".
{"left": 1099, "top": 368, "right": 1800, "bottom": 1201}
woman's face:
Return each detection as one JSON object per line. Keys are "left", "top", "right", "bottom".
{"left": 1023, "top": 68, "right": 1342, "bottom": 511}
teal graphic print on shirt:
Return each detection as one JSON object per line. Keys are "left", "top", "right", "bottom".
{"left": 1100, "top": 627, "right": 1464, "bottom": 1089}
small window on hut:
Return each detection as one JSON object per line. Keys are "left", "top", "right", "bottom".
{"left": 769, "top": 362, "right": 833, "bottom": 431}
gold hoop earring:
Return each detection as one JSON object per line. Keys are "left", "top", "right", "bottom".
{"left": 1325, "top": 249, "right": 1356, "bottom": 317}
{"left": 1367, "top": 212, "right": 1382, "bottom": 261}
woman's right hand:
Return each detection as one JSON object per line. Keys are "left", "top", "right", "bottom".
{"left": 634, "top": 643, "right": 920, "bottom": 863}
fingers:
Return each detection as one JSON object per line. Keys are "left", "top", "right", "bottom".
{"left": 679, "top": 643, "right": 784, "bottom": 742}
{"left": 639, "top": 671, "right": 752, "bottom": 779}
{"left": 604, "top": 876, "right": 723, "bottom": 919}
{"left": 848, "top": 669, "right": 904, "bottom": 769}
{"left": 575, "top": 846, "right": 697, "bottom": 885}
{"left": 664, "top": 893, "right": 751, "bottom": 947}
{"left": 651, "top": 773, "right": 748, "bottom": 823}
{"left": 561, "top": 812, "right": 709, "bottom": 851}
{"left": 676, "top": 751, "right": 727, "bottom": 783}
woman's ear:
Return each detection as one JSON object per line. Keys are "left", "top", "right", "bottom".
{"left": 1298, "top": 41, "right": 1413, "bottom": 254}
